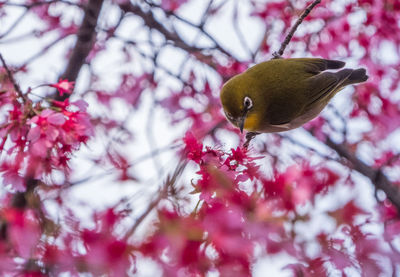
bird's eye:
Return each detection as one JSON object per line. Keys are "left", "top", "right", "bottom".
{"left": 243, "top": 96, "right": 253, "bottom": 110}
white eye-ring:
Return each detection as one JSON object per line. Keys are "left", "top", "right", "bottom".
{"left": 243, "top": 96, "right": 253, "bottom": 110}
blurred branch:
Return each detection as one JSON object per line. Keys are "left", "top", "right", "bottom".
{"left": 0, "top": 9, "right": 29, "bottom": 40}
{"left": 114, "top": 35, "right": 197, "bottom": 88}
{"left": 325, "top": 138, "right": 400, "bottom": 213}
{"left": 280, "top": 133, "right": 340, "bottom": 162}
{"left": 166, "top": 2, "right": 235, "bottom": 59}
{"left": 3, "top": 0, "right": 83, "bottom": 8}
{"left": 120, "top": 3, "right": 201, "bottom": 52}
{"left": 0, "top": 53, "right": 26, "bottom": 101}
{"left": 119, "top": 2, "right": 227, "bottom": 69}
{"left": 124, "top": 161, "right": 187, "bottom": 240}
{"left": 0, "top": 30, "right": 41, "bottom": 44}
{"left": 22, "top": 35, "right": 69, "bottom": 66}
{"left": 52, "top": 0, "right": 105, "bottom": 101}
{"left": 327, "top": 104, "right": 348, "bottom": 141}
{"left": 140, "top": 0, "right": 233, "bottom": 58}
{"left": 273, "top": 0, "right": 321, "bottom": 58}
{"left": 69, "top": 143, "right": 182, "bottom": 186}
{"left": 146, "top": 94, "right": 164, "bottom": 178}
{"left": 232, "top": 1, "right": 255, "bottom": 60}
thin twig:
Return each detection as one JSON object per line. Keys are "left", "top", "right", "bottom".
{"left": 3, "top": 0, "right": 83, "bottom": 8}
{"left": 0, "top": 53, "right": 26, "bottom": 101}
{"left": 69, "top": 143, "right": 182, "bottom": 186}
{"left": 140, "top": 0, "right": 234, "bottom": 59}
{"left": 327, "top": 103, "right": 348, "bottom": 141}
{"left": 124, "top": 161, "right": 187, "bottom": 240}
{"left": 119, "top": 2, "right": 226, "bottom": 71}
{"left": 280, "top": 133, "right": 339, "bottom": 162}
{"left": 0, "top": 9, "right": 29, "bottom": 40}
{"left": 21, "top": 35, "right": 68, "bottom": 66}
{"left": 232, "top": 1, "right": 255, "bottom": 60}
{"left": 273, "top": 0, "right": 321, "bottom": 59}
{"left": 169, "top": 3, "right": 234, "bottom": 59}
{"left": 146, "top": 90, "right": 164, "bottom": 179}
{"left": 117, "top": 37, "right": 196, "bottom": 89}
{"left": 0, "top": 31, "right": 40, "bottom": 44}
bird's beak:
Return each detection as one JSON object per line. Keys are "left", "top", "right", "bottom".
{"left": 238, "top": 116, "right": 245, "bottom": 134}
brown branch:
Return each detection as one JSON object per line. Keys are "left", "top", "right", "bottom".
{"left": 325, "top": 138, "right": 400, "bottom": 213}
{"left": 0, "top": 9, "right": 29, "bottom": 40}
{"left": 141, "top": 0, "right": 233, "bottom": 58}
{"left": 123, "top": 161, "right": 187, "bottom": 240}
{"left": 273, "top": 0, "right": 321, "bottom": 59}
{"left": 232, "top": 1, "right": 255, "bottom": 60}
{"left": 119, "top": 2, "right": 219, "bottom": 68}
{"left": 53, "top": 0, "right": 104, "bottom": 101}
{"left": 22, "top": 35, "right": 68, "bottom": 66}
{"left": 68, "top": 143, "right": 182, "bottom": 187}
{"left": 165, "top": 2, "right": 235, "bottom": 59}
{"left": 0, "top": 53, "right": 26, "bottom": 101}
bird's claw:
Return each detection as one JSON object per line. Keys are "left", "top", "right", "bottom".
{"left": 243, "top": 132, "right": 260, "bottom": 149}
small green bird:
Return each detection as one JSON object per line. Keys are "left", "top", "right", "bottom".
{"left": 220, "top": 58, "right": 368, "bottom": 133}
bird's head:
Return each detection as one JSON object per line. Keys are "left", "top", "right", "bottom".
{"left": 220, "top": 75, "right": 259, "bottom": 133}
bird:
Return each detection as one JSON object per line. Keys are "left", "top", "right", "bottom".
{"left": 220, "top": 58, "right": 368, "bottom": 133}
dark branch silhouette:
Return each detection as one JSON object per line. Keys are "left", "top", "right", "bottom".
{"left": 119, "top": 2, "right": 234, "bottom": 71}
{"left": 0, "top": 53, "right": 25, "bottom": 101}
{"left": 53, "top": 0, "right": 104, "bottom": 101}
{"left": 325, "top": 138, "right": 400, "bottom": 213}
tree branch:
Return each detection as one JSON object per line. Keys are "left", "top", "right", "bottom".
{"left": 0, "top": 9, "right": 29, "bottom": 40}
{"left": 119, "top": 2, "right": 220, "bottom": 68}
{"left": 325, "top": 138, "right": 400, "bottom": 213}
{"left": 53, "top": 0, "right": 104, "bottom": 101}
{"left": 0, "top": 53, "right": 26, "bottom": 101}
{"left": 123, "top": 161, "right": 186, "bottom": 240}
{"left": 273, "top": 0, "right": 321, "bottom": 58}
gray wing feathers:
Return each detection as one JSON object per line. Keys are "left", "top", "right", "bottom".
{"left": 307, "top": 69, "right": 353, "bottom": 107}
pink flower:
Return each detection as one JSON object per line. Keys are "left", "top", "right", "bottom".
{"left": 161, "top": 0, "right": 188, "bottom": 11}
{"left": 50, "top": 79, "right": 74, "bottom": 96}
{"left": 3, "top": 209, "right": 41, "bottom": 259}
{"left": 183, "top": 132, "right": 204, "bottom": 163}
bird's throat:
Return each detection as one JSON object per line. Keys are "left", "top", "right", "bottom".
{"left": 243, "top": 113, "right": 260, "bottom": 132}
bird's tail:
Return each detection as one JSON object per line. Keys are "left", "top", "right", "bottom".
{"left": 341, "top": 68, "right": 369, "bottom": 86}
{"left": 348, "top": 68, "right": 368, "bottom": 84}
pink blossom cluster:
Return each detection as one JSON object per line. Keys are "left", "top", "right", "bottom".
{"left": 136, "top": 132, "right": 395, "bottom": 276}
{"left": 0, "top": 79, "right": 93, "bottom": 191}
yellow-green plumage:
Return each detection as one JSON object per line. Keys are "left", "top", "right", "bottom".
{"left": 220, "top": 58, "right": 368, "bottom": 133}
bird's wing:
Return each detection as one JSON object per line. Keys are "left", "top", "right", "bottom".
{"left": 306, "top": 69, "right": 353, "bottom": 109}
{"left": 265, "top": 86, "right": 308, "bottom": 126}
{"left": 291, "top": 58, "right": 346, "bottom": 74}
{"left": 265, "top": 69, "right": 352, "bottom": 126}
{"left": 259, "top": 59, "right": 349, "bottom": 126}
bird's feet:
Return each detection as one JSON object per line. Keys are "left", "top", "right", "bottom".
{"left": 272, "top": 52, "right": 283, "bottom": 59}
{"left": 243, "top": 132, "right": 260, "bottom": 149}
